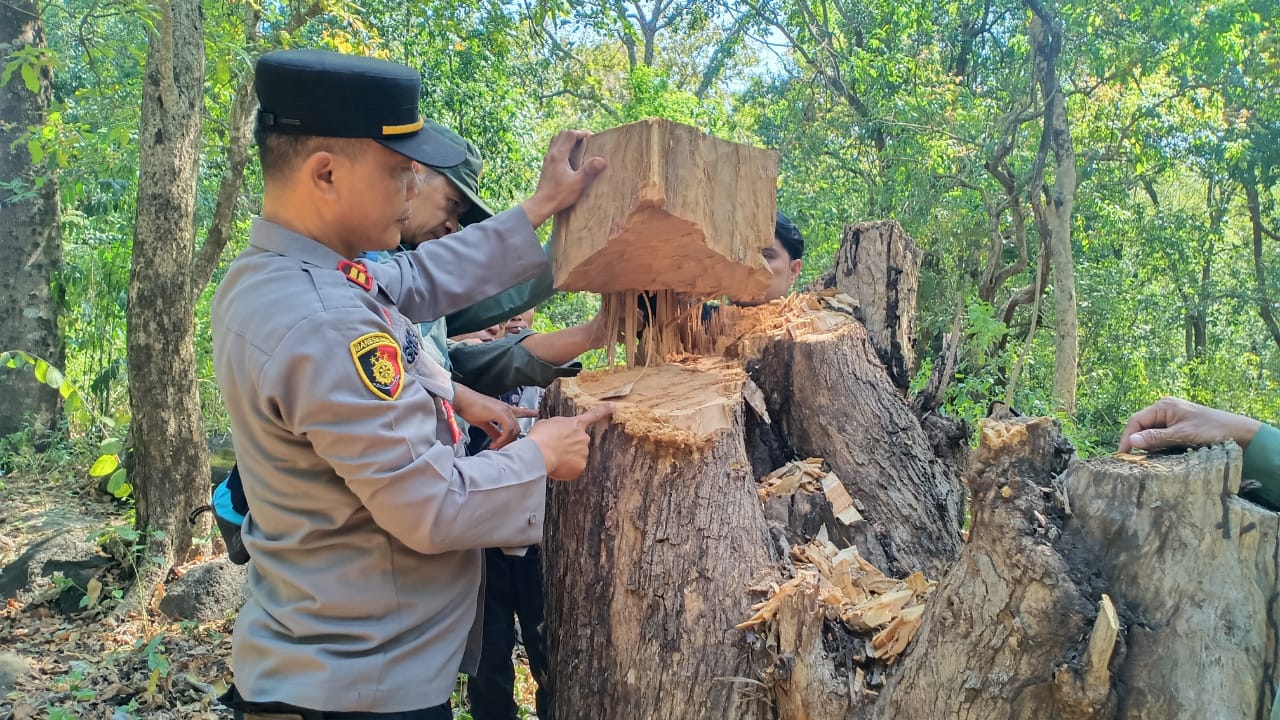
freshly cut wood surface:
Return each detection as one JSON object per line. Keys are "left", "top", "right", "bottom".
{"left": 550, "top": 118, "right": 777, "bottom": 299}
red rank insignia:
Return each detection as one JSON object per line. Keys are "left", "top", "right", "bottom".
{"left": 338, "top": 259, "right": 373, "bottom": 291}
{"left": 350, "top": 332, "right": 404, "bottom": 400}
{"left": 441, "top": 400, "right": 463, "bottom": 445}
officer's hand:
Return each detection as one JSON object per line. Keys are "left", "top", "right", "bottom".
{"left": 521, "top": 130, "right": 607, "bottom": 227}
{"left": 452, "top": 384, "right": 538, "bottom": 451}
{"left": 526, "top": 403, "right": 614, "bottom": 480}
{"left": 1119, "top": 396, "right": 1262, "bottom": 454}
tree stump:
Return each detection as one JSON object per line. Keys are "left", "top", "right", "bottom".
{"left": 549, "top": 118, "right": 777, "bottom": 300}
{"left": 542, "top": 209, "right": 1279, "bottom": 718}
{"left": 809, "top": 221, "right": 921, "bottom": 390}
{"left": 870, "top": 419, "right": 1280, "bottom": 720}
{"left": 542, "top": 300, "right": 964, "bottom": 718}
{"left": 543, "top": 360, "right": 777, "bottom": 720}
{"left": 544, "top": 343, "right": 1280, "bottom": 719}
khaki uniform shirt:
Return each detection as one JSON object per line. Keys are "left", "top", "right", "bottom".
{"left": 211, "top": 209, "right": 549, "bottom": 712}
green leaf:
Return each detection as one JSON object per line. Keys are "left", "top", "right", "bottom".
{"left": 106, "top": 468, "right": 126, "bottom": 493}
{"left": 99, "top": 438, "right": 124, "bottom": 455}
{"left": 27, "top": 138, "right": 43, "bottom": 164}
{"left": 110, "top": 481, "right": 132, "bottom": 500}
{"left": 33, "top": 359, "right": 48, "bottom": 382}
{"left": 89, "top": 454, "right": 119, "bottom": 477}
{"left": 148, "top": 651, "right": 170, "bottom": 676}
{"left": 43, "top": 364, "right": 63, "bottom": 390}
{"left": 59, "top": 382, "right": 74, "bottom": 400}
{"left": 20, "top": 63, "right": 37, "bottom": 93}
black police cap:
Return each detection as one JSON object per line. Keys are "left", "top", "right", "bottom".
{"left": 254, "top": 49, "right": 466, "bottom": 168}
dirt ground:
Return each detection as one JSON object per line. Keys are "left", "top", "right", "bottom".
{"left": 0, "top": 469, "right": 539, "bottom": 720}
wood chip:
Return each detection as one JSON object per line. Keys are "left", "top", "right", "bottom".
{"left": 742, "top": 378, "right": 771, "bottom": 424}
{"left": 871, "top": 603, "right": 926, "bottom": 661}
{"left": 821, "top": 473, "right": 862, "bottom": 525}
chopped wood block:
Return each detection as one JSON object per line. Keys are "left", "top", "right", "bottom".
{"left": 551, "top": 118, "right": 778, "bottom": 298}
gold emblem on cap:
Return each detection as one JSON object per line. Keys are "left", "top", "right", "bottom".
{"left": 382, "top": 117, "right": 425, "bottom": 136}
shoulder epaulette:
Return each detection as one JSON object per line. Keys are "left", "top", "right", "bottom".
{"left": 338, "top": 259, "right": 374, "bottom": 292}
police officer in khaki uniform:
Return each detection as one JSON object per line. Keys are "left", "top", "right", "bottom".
{"left": 212, "top": 49, "right": 610, "bottom": 720}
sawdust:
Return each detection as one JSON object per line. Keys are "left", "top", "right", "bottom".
{"left": 563, "top": 358, "right": 745, "bottom": 449}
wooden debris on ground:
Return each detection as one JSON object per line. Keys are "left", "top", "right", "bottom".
{"left": 742, "top": 458, "right": 937, "bottom": 664}
{"left": 757, "top": 458, "right": 864, "bottom": 527}
{"left": 737, "top": 539, "right": 934, "bottom": 663}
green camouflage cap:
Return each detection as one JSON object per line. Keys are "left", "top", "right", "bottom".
{"left": 423, "top": 120, "right": 494, "bottom": 226}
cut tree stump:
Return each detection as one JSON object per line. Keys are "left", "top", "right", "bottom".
{"left": 810, "top": 221, "right": 921, "bottom": 390}
{"left": 869, "top": 419, "right": 1280, "bottom": 720}
{"left": 542, "top": 214, "right": 1279, "bottom": 719}
{"left": 550, "top": 118, "right": 777, "bottom": 300}
{"left": 542, "top": 299, "right": 965, "bottom": 719}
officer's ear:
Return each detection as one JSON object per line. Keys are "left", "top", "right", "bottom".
{"left": 301, "top": 150, "right": 339, "bottom": 197}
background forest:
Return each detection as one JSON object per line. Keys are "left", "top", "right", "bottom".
{"left": 2, "top": 0, "right": 1278, "bottom": 465}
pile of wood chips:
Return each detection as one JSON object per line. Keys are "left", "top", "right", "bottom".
{"left": 740, "top": 459, "right": 936, "bottom": 663}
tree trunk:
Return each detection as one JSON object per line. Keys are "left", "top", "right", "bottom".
{"left": 742, "top": 314, "right": 963, "bottom": 578}
{"left": 808, "top": 221, "right": 921, "bottom": 391}
{"left": 543, "top": 300, "right": 965, "bottom": 718}
{"left": 128, "top": 0, "right": 209, "bottom": 574}
{"left": 0, "top": 0, "right": 62, "bottom": 440}
{"left": 543, "top": 361, "right": 778, "bottom": 720}
{"left": 1028, "top": 4, "right": 1079, "bottom": 414}
{"left": 1244, "top": 170, "right": 1280, "bottom": 352}
{"left": 874, "top": 417, "right": 1280, "bottom": 719}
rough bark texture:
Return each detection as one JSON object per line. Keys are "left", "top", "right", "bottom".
{"left": 869, "top": 417, "right": 1097, "bottom": 719}
{"left": 809, "top": 221, "right": 921, "bottom": 391}
{"left": 543, "top": 364, "right": 778, "bottom": 720}
{"left": 543, "top": 301, "right": 966, "bottom": 718}
{"left": 550, "top": 118, "right": 777, "bottom": 299}
{"left": 128, "top": 0, "right": 209, "bottom": 568}
{"left": 871, "top": 417, "right": 1280, "bottom": 720}
{"left": 1064, "top": 445, "right": 1280, "bottom": 718}
{"left": 743, "top": 319, "right": 963, "bottom": 578}
{"left": 0, "top": 0, "right": 63, "bottom": 439}
{"left": 1028, "top": 5, "right": 1080, "bottom": 413}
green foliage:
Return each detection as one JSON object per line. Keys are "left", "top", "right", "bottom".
{"left": 21, "top": 0, "right": 1280, "bottom": 468}
{"left": 0, "top": 351, "right": 127, "bottom": 491}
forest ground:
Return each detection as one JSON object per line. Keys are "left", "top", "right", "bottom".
{"left": 0, "top": 470, "right": 539, "bottom": 720}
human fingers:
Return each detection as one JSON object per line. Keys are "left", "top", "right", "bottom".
{"left": 486, "top": 407, "right": 522, "bottom": 451}
{"left": 574, "top": 402, "right": 615, "bottom": 431}
{"left": 1118, "top": 397, "right": 1187, "bottom": 452}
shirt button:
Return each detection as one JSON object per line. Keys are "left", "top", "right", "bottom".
{"left": 528, "top": 513, "right": 538, "bottom": 526}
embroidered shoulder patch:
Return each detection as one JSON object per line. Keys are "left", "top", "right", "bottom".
{"left": 350, "top": 332, "right": 404, "bottom": 400}
{"left": 338, "top": 260, "right": 374, "bottom": 291}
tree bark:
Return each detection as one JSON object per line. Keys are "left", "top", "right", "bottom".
{"left": 1027, "top": 4, "right": 1080, "bottom": 413}
{"left": 808, "top": 221, "right": 921, "bottom": 391}
{"left": 128, "top": 0, "right": 209, "bottom": 571}
{"left": 0, "top": 0, "right": 62, "bottom": 440}
{"left": 543, "top": 300, "right": 965, "bottom": 718}
{"left": 1244, "top": 169, "right": 1280, "bottom": 351}
{"left": 543, "top": 361, "right": 778, "bottom": 720}
{"left": 874, "top": 417, "right": 1280, "bottom": 719}
{"left": 742, "top": 315, "right": 963, "bottom": 578}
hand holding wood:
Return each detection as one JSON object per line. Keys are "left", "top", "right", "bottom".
{"left": 522, "top": 130, "right": 607, "bottom": 227}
